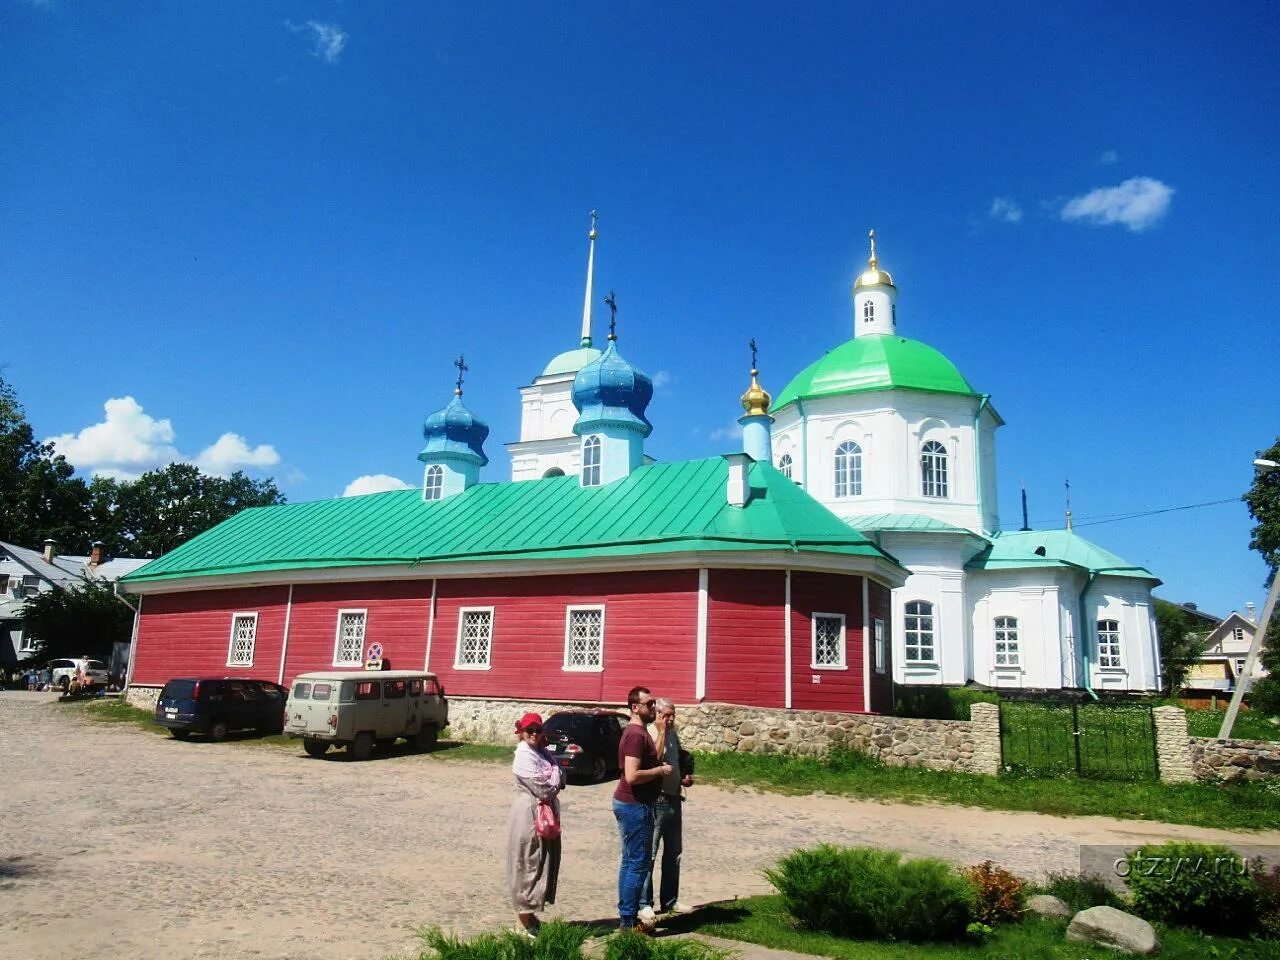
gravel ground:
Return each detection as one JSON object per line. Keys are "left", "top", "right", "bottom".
{"left": 4, "top": 690, "right": 1278, "bottom": 960}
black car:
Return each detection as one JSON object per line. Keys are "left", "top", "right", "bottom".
{"left": 544, "top": 709, "right": 627, "bottom": 782}
{"left": 155, "top": 677, "right": 287, "bottom": 741}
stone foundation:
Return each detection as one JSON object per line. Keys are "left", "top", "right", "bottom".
{"left": 125, "top": 685, "right": 162, "bottom": 710}
{"left": 1190, "top": 736, "right": 1280, "bottom": 782}
{"left": 1152, "top": 706, "right": 1194, "bottom": 783}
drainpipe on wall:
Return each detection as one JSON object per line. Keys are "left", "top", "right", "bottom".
{"left": 1079, "top": 571, "right": 1099, "bottom": 700}
{"left": 796, "top": 398, "right": 809, "bottom": 489}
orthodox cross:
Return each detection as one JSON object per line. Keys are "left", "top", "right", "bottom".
{"left": 453, "top": 354, "right": 468, "bottom": 395}
{"left": 749, "top": 337, "right": 759, "bottom": 371}
{"left": 589, "top": 209, "right": 598, "bottom": 240}
{"left": 604, "top": 289, "right": 618, "bottom": 339}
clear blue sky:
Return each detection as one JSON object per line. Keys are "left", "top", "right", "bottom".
{"left": 3, "top": 2, "right": 1277, "bottom": 618}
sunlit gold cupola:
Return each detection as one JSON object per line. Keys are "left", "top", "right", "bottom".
{"left": 740, "top": 364, "right": 772, "bottom": 417}
{"left": 853, "top": 228, "right": 895, "bottom": 290}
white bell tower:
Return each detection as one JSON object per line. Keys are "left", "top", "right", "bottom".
{"left": 853, "top": 229, "right": 898, "bottom": 338}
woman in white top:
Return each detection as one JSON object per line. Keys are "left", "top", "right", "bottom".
{"left": 505, "top": 711, "right": 566, "bottom": 937}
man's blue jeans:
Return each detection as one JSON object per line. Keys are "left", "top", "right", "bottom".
{"left": 613, "top": 798, "right": 655, "bottom": 928}
{"left": 641, "top": 794, "right": 682, "bottom": 913}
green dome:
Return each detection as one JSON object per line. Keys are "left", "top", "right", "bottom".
{"left": 540, "top": 346, "right": 603, "bottom": 378}
{"left": 774, "top": 334, "right": 978, "bottom": 409}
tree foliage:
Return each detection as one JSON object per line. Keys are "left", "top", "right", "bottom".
{"left": 19, "top": 582, "right": 134, "bottom": 663}
{"left": 1154, "top": 599, "right": 1209, "bottom": 695}
{"left": 1241, "top": 437, "right": 1280, "bottom": 714}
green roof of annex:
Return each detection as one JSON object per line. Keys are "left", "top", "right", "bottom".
{"left": 774, "top": 334, "right": 980, "bottom": 410}
{"left": 122, "top": 457, "right": 906, "bottom": 585}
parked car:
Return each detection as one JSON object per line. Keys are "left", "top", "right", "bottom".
{"left": 154, "top": 677, "right": 288, "bottom": 741}
{"left": 284, "top": 671, "right": 449, "bottom": 760}
{"left": 48, "top": 657, "right": 110, "bottom": 693}
{"left": 544, "top": 709, "right": 627, "bottom": 782}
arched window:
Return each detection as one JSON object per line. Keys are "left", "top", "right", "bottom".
{"left": 1096, "top": 619, "right": 1122, "bottom": 668}
{"left": 542, "top": 467, "right": 566, "bottom": 478}
{"left": 423, "top": 465, "right": 443, "bottom": 501}
{"left": 994, "top": 616, "right": 1019, "bottom": 667}
{"left": 834, "top": 440, "right": 862, "bottom": 497}
{"left": 863, "top": 300, "right": 875, "bottom": 324}
{"left": 921, "top": 440, "right": 949, "bottom": 498}
{"left": 581, "top": 435, "right": 602, "bottom": 487}
{"left": 777, "top": 453, "right": 793, "bottom": 479}
{"left": 904, "top": 601, "right": 935, "bottom": 662}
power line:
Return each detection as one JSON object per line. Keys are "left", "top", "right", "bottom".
{"left": 1030, "top": 496, "right": 1239, "bottom": 529}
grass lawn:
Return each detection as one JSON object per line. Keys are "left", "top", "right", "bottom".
{"left": 665, "top": 895, "right": 1280, "bottom": 960}
{"left": 1186, "top": 708, "right": 1280, "bottom": 741}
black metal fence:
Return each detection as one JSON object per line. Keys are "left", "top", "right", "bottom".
{"left": 999, "top": 699, "right": 1159, "bottom": 781}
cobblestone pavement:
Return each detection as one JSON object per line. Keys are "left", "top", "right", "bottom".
{"left": 3, "top": 690, "right": 1277, "bottom": 960}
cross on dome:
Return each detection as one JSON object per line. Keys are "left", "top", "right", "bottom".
{"left": 454, "top": 354, "right": 468, "bottom": 395}
{"left": 604, "top": 289, "right": 618, "bottom": 340}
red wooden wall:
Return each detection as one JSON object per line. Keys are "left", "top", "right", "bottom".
{"left": 789, "top": 570, "right": 865, "bottom": 712}
{"left": 867, "top": 580, "right": 894, "bottom": 713}
{"left": 704, "top": 569, "right": 787, "bottom": 706}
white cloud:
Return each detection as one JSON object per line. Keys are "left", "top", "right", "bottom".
{"left": 709, "top": 422, "right": 740, "bottom": 442}
{"left": 651, "top": 370, "right": 673, "bottom": 389}
{"left": 287, "top": 20, "right": 347, "bottom": 64}
{"left": 988, "top": 197, "right": 1023, "bottom": 223}
{"left": 1061, "top": 177, "right": 1174, "bottom": 232}
{"left": 343, "top": 474, "right": 413, "bottom": 497}
{"left": 46, "top": 396, "right": 282, "bottom": 481}
{"left": 195, "top": 433, "right": 281, "bottom": 477}
{"left": 1099, "top": 149, "right": 1119, "bottom": 165}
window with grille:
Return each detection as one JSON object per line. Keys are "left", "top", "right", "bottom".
{"left": 227, "top": 613, "right": 257, "bottom": 666}
{"left": 564, "top": 606, "right": 604, "bottom": 670}
{"left": 863, "top": 300, "right": 875, "bottom": 324}
{"left": 455, "top": 608, "right": 494, "bottom": 668}
{"left": 834, "top": 440, "right": 862, "bottom": 497}
{"left": 333, "top": 610, "right": 367, "bottom": 666}
{"left": 904, "top": 601, "right": 935, "bottom": 662}
{"left": 778, "top": 453, "right": 793, "bottom": 479}
{"left": 921, "top": 440, "right": 949, "bottom": 498}
{"left": 581, "top": 435, "right": 602, "bottom": 487}
{"left": 994, "top": 616, "right": 1020, "bottom": 667}
{"left": 424, "top": 465, "right": 444, "bottom": 501}
{"left": 1096, "top": 619, "right": 1122, "bottom": 668}
{"left": 812, "top": 613, "right": 846, "bottom": 668}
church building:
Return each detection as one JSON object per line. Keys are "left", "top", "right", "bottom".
{"left": 121, "top": 218, "right": 1160, "bottom": 706}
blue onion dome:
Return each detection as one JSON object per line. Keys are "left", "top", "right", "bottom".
{"left": 418, "top": 392, "right": 489, "bottom": 465}
{"left": 571, "top": 339, "right": 653, "bottom": 437}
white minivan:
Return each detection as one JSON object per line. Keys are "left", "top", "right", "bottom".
{"left": 284, "top": 671, "right": 448, "bottom": 760}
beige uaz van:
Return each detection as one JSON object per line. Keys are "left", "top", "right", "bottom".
{"left": 285, "top": 670, "right": 448, "bottom": 760}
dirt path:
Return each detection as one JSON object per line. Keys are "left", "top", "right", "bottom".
{"left": 3, "top": 691, "right": 1277, "bottom": 960}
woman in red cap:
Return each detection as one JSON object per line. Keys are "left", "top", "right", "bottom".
{"left": 505, "top": 711, "right": 566, "bottom": 937}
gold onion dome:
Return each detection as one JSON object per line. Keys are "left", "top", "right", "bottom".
{"left": 741, "top": 368, "right": 772, "bottom": 416}
{"left": 852, "top": 228, "right": 895, "bottom": 290}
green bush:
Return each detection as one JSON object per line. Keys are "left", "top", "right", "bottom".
{"left": 893, "top": 685, "right": 999, "bottom": 720}
{"left": 419, "top": 920, "right": 590, "bottom": 960}
{"left": 1032, "top": 871, "right": 1124, "bottom": 912}
{"left": 603, "top": 933, "right": 733, "bottom": 960}
{"left": 764, "top": 845, "right": 975, "bottom": 942}
{"left": 1124, "top": 841, "right": 1258, "bottom": 933}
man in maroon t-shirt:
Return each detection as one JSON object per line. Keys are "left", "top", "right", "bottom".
{"left": 612, "top": 685, "right": 671, "bottom": 931}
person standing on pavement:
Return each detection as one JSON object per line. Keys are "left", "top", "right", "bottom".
{"left": 613, "top": 685, "right": 671, "bottom": 932}
{"left": 639, "top": 698, "right": 693, "bottom": 926}
{"left": 506, "top": 712, "right": 566, "bottom": 938}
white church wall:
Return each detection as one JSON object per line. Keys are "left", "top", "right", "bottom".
{"left": 879, "top": 535, "right": 971, "bottom": 686}
{"left": 968, "top": 573, "right": 1071, "bottom": 690}
{"left": 1088, "top": 579, "right": 1160, "bottom": 692}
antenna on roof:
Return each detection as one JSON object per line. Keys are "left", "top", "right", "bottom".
{"left": 1064, "top": 477, "right": 1073, "bottom": 531}
{"left": 1020, "top": 480, "right": 1030, "bottom": 531}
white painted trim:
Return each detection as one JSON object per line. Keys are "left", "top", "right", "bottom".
{"left": 124, "top": 595, "right": 142, "bottom": 690}
{"left": 874, "top": 617, "right": 887, "bottom": 676}
{"left": 992, "top": 613, "right": 1021, "bottom": 669}
{"left": 784, "top": 570, "right": 792, "bottom": 709}
{"left": 862, "top": 578, "right": 871, "bottom": 709}
{"left": 810, "top": 611, "right": 848, "bottom": 669}
{"left": 423, "top": 578, "right": 437, "bottom": 671}
{"left": 455, "top": 606, "right": 495, "bottom": 670}
{"left": 122, "top": 550, "right": 909, "bottom": 595}
{"left": 332, "top": 608, "right": 368, "bottom": 667}
{"left": 563, "top": 604, "right": 606, "bottom": 672}
{"left": 226, "top": 611, "right": 258, "bottom": 668}
{"left": 277, "top": 585, "right": 294, "bottom": 685}
{"left": 695, "top": 569, "right": 708, "bottom": 699}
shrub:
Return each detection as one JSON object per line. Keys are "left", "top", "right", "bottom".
{"left": 765, "top": 845, "right": 975, "bottom": 942}
{"left": 893, "top": 685, "right": 998, "bottom": 720}
{"left": 965, "top": 860, "right": 1025, "bottom": 925}
{"left": 1033, "top": 871, "right": 1124, "bottom": 912}
{"left": 1124, "top": 841, "right": 1258, "bottom": 933}
{"left": 1253, "top": 860, "right": 1280, "bottom": 939}
{"left": 604, "top": 933, "right": 733, "bottom": 960}
{"left": 419, "top": 920, "right": 590, "bottom": 960}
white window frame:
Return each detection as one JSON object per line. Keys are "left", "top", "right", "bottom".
{"left": 226, "top": 612, "right": 258, "bottom": 668}
{"left": 454, "top": 607, "right": 495, "bottom": 670}
{"left": 18, "top": 630, "right": 36, "bottom": 653}
{"left": 993, "top": 615, "right": 1020, "bottom": 667}
{"left": 834, "top": 440, "right": 862, "bottom": 498}
{"left": 863, "top": 299, "right": 874, "bottom": 324}
{"left": 778, "top": 453, "right": 793, "bottom": 479}
{"left": 332, "top": 609, "right": 368, "bottom": 667}
{"left": 581, "top": 435, "right": 602, "bottom": 487}
{"left": 874, "top": 618, "right": 886, "bottom": 675}
{"left": 811, "top": 612, "right": 847, "bottom": 669}
{"left": 1235, "top": 658, "right": 1247, "bottom": 676}
{"left": 22, "top": 575, "right": 41, "bottom": 599}
{"left": 921, "top": 440, "right": 949, "bottom": 499}
{"left": 1096, "top": 619, "right": 1122, "bottom": 669}
{"left": 423, "top": 464, "right": 444, "bottom": 501}
{"left": 563, "top": 604, "right": 605, "bottom": 672}
{"left": 904, "top": 600, "right": 936, "bottom": 663}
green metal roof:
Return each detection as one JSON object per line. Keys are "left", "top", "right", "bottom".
{"left": 846, "top": 513, "right": 979, "bottom": 536}
{"left": 540, "top": 346, "right": 603, "bottom": 378}
{"left": 122, "top": 457, "right": 905, "bottom": 586}
{"left": 774, "top": 334, "right": 979, "bottom": 409}
{"left": 967, "top": 529, "right": 1159, "bottom": 583}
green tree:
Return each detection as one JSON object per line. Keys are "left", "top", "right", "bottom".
{"left": 19, "top": 581, "right": 134, "bottom": 663}
{"left": 1154, "top": 599, "right": 1209, "bottom": 696}
{"left": 1239, "top": 438, "right": 1280, "bottom": 714}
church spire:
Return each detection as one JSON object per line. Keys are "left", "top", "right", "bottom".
{"left": 580, "top": 210, "right": 598, "bottom": 348}
{"left": 852, "top": 228, "right": 899, "bottom": 338}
